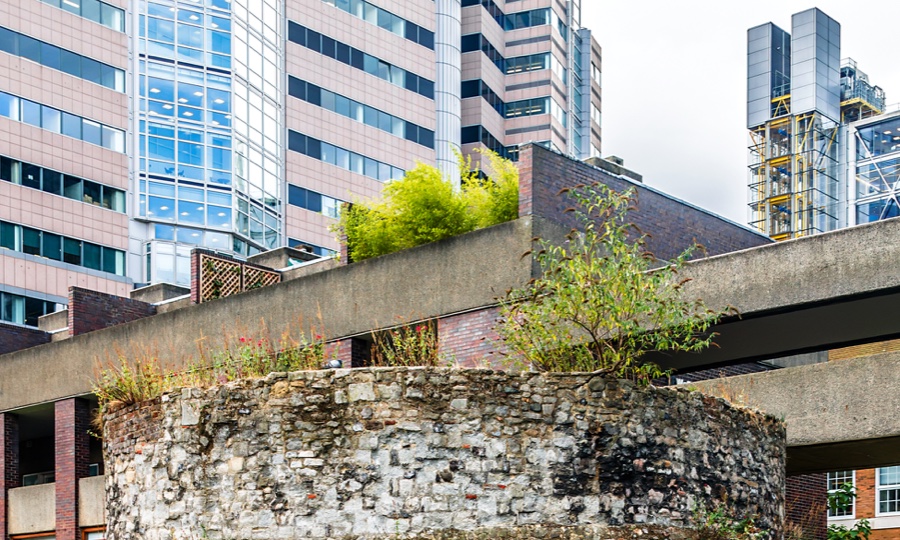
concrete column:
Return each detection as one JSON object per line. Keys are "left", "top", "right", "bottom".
{"left": 0, "top": 413, "right": 19, "bottom": 540}
{"left": 55, "top": 399, "right": 91, "bottom": 540}
{"left": 434, "top": 0, "right": 462, "bottom": 188}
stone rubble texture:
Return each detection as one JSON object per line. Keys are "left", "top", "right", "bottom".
{"left": 103, "top": 368, "right": 785, "bottom": 540}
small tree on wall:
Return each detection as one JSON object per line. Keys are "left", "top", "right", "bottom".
{"left": 497, "top": 183, "right": 727, "bottom": 381}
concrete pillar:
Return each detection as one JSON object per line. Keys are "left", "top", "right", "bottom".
{"left": 55, "top": 399, "right": 91, "bottom": 540}
{"left": 0, "top": 413, "right": 19, "bottom": 540}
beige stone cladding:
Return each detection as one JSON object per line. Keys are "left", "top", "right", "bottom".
{"left": 285, "top": 204, "right": 339, "bottom": 252}
{"left": 0, "top": 251, "right": 130, "bottom": 298}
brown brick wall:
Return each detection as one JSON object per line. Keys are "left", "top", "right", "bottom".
{"left": 0, "top": 321, "right": 50, "bottom": 355}
{"left": 68, "top": 287, "right": 157, "bottom": 337}
{"left": 786, "top": 473, "right": 827, "bottom": 539}
{"left": 55, "top": 398, "right": 91, "bottom": 540}
{"left": 438, "top": 308, "right": 506, "bottom": 368}
{"left": 0, "top": 413, "right": 19, "bottom": 540}
{"left": 830, "top": 338, "right": 900, "bottom": 361}
{"left": 518, "top": 144, "right": 772, "bottom": 261}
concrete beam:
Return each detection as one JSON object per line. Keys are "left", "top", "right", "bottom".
{"left": 648, "top": 216, "right": 900, "bottom": 369}
{"left": 686, "top": 351, "right": 900, "bottom": 474}
{"left": 0, "top": 217, "right": 556, "bottom": 412}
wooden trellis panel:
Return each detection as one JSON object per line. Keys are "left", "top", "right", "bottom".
{"left": 243, "top": 266, "right": 281, "bottom": 291}
{"left": 199, "top": 254, "right": 242, "bottom": 302}
{"left": 196, "top": 251, "right": 282, "bottom": 303}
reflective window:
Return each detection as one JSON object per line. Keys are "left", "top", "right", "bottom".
{"left": 857, "top": 118, "right": 900, "bottom": 160}
{"left": 0, "top": 291, "right": 62, "bottom": 327}
{"left": 0, "top": 26, "right": 124, "bottom": 91}
{"left": 40, "top": 0, "right": 124, "bottom": 31}
{"left": 288, "top": 22, "right": 433, "bottom": 100}
{"left": 288, "top": 130, "right": 403, "bottom": 182}
{"left": 0, "top": 91, "right": 124, "bottom": 152}
{"left": 0, "top": 219, "right": 125, "bottom": 275}
{"left": 322, "top": 0, "right": 434, "bottom": 49}
{"left": 287, "top": 77, "right": 434, "bottom": 149}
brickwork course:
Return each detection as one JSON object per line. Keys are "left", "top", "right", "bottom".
{"left": 55, "top": 398, "right": 91, "bottom": 540}
{"left": 517, "top": 145, "right": 772, "bottom": 261}
{"left": 0, "top": 321, "right": 50, "bottom": 355}
{"left": 68, "top": 287, "right": 157, "bottom": 337}
{"left": 0, "top": 413, "right": 19, "bottom": 540}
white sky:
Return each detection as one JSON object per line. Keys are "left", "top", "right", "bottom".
{"left": 582, "top": 2, "right": 900, "bottom": 224}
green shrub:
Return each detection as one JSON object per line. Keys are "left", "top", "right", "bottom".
{"left": 335, "top": 150, "right": 519, "bottom": 261}
{"left": 496, "top": 182, "right": 726, "bottom": 380}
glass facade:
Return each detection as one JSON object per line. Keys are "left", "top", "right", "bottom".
{"left": 136, "top": 0, "right": 283, "bottom": 285}
{"left": 853, "top": 115, "right": 900, "bottom": 224}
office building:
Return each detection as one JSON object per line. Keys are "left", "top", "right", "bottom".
{"left": 0, "top": 0, "right": 602, "bottom": 327}
{"left": 746, "top": 7, "right": 886, "bottom": 240}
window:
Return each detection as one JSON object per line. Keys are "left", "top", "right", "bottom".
{"left": 287, "top": 22, "right": 433, "bottom": 99}
{"left": 0, "top": 91, "right": 123, "bottom": 151}
{"left": 827, "top": 470, "right": 854, "bottom": 518}
{"left": 878, "top": 466, "right": 900, "bottom": 515}
{"left": 0, "top": 26, "right": 124, "bottom": 91}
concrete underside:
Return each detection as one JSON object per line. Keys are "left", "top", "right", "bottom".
{"left": 687, "top": 350, "right": 900, "bottom": 474}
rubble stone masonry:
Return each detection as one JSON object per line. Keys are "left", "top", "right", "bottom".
{"left": 104, "top": 368, "right": 785, "bottom": 540}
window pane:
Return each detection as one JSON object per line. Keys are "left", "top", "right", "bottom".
{"left": 0, "top": 222, "right": 16, "bottom": 250}
{"left": 64, "top": 175, "right": 83, "bottom": 200}
{"left": 19, "top": 35, "right": 42, "bottom": 64}
{"left": 42, "top": 170, "right": 62, "bottom": 195}
{"left": 59, "top": 50, "right": 81, "bottom": 78}
{"left": 83, "top": 119, "right": 102, "bottom": 146}
{"left": 0, "top": 27, "right": 17, "bottom": 56}
{"left": 42, "top": 106, "right": 61, "bottom": 133}
{"left": 103, "top": 187, "right": 125, "bottom": 212}
{"left": 61, "top": 0, "right": 81, "bottom": 15}
{"left": 63, "top": 237, "right": 82, "bottom": 265}
{"left": 0, "top": 157, "right": 14, "bottom": 182}
{"left": 82, "top": 0, "right": 101, "bottom": 22}
{"left": 22, "top": 227, "right": 41, "bottom": 255}
{"left": 42, "top": 232, "right": 62, "bottom": 261}
{"left": 83, "top": 242, "right": 102, "bottom": 270}
{"left": 102, "top": 126, "right": 124, "bottom": 152}
{"left": 21, "top": 100, "right": 41, "bottom": 127}
{"left": 62, "top": 112, "right": 81, "bottom": 138}
{"left": 82, "top": 180, "right": 101, "bottom": 206}
{"left": 21, "top": 163, "right": 41, "bottom": 190}
{"left": 0, "top": 93, "right": 18, "bottom": 120}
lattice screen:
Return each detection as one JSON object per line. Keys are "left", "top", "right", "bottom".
{"left": 198, "top": 253, "right": 281, "bottom": 303}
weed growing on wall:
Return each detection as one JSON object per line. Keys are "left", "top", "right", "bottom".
{"left": 497, "top": 183, "right": 728, "bottom": 380}
{"left": 693, "top": 502, "right": 768, "bottom": 539}
{"left": 93, "top": 321, "right": 329, "bottom": 421}
{"left": 335, "top": 150, "right": 519, "bottom": 261}
{"left": 371, "top": 320, "right": 446, "bottom": 367}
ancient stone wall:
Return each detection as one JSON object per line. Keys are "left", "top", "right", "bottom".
{"left": 104, "top": 368, "right": 785, "bottom": 540}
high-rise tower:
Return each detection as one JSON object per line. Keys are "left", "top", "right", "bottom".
{"left": 747, "top": 8, "right": 884, "bottom": 241}
{"left": 0, "top": 0, "right": 601, "bottom": 326}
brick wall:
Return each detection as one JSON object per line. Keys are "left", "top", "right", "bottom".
{"left": 438, "top": 308, "right": 506, "bottom": 368}
{"left": 55, "top": 398, "right": 91, "bottom": 540}
{"left": 325, "top": 338, "right": 370, "bottom": 368}
{"left": 68, "top": 287, "right": 157, "bottom": 337}
{"left": 518, "top": 144, "right": 772, "bottom": 261}
{"left": 830, "top": 338, "right": 900, "bottom": 361}
{"left": 0, "top": 413, "right": 19, "bottom": 540}
{"left": 785, "top": 473, "right": 827, "bottom": 540}
{"left": 0, "top": 321, "right": 50, "bottom": 355}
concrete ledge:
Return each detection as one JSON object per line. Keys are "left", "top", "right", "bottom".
{"left": 8, "top": 483, "right": 55, "bottom": 535}
{"left": 79, "top": 475, "right": 106, "bottom": 527}
{"left": 685, "top": 351, "right": 900, "bottom": 473}
{"left": 0, "top": 217, "right": 555, "bottom": 411}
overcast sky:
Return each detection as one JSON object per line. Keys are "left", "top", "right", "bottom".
{"left": 582, "top": 2, "right": 900, "bottom": 225}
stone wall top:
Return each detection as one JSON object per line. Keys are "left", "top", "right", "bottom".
{"left": 104, "top": 367, "right": 785, "bottom": 540}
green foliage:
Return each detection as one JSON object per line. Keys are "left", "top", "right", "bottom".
{"left": 371, "top": 320, "right": 447, "bottom": 367}
{"left": 828, "top": 483, "right": 871, "bottom": 540}
{"left": 496, "top": 182, "right": 725, "bottom": 380}
{"left": 335, "top": 150, "right": 519, "bottom": 261}
{"left": 93, "top": 326, "right": 328, "bottom": 424}
{"left": 693, "top": 503, "right": 767, "bottom": 540}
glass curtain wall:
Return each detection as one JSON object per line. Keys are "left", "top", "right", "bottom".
{"left": 135, "top": 0, "right": 283, "bottom": 285}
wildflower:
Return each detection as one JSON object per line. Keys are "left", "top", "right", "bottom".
{"left": 239, "top": 336, "right": 248, "bottom": 343}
